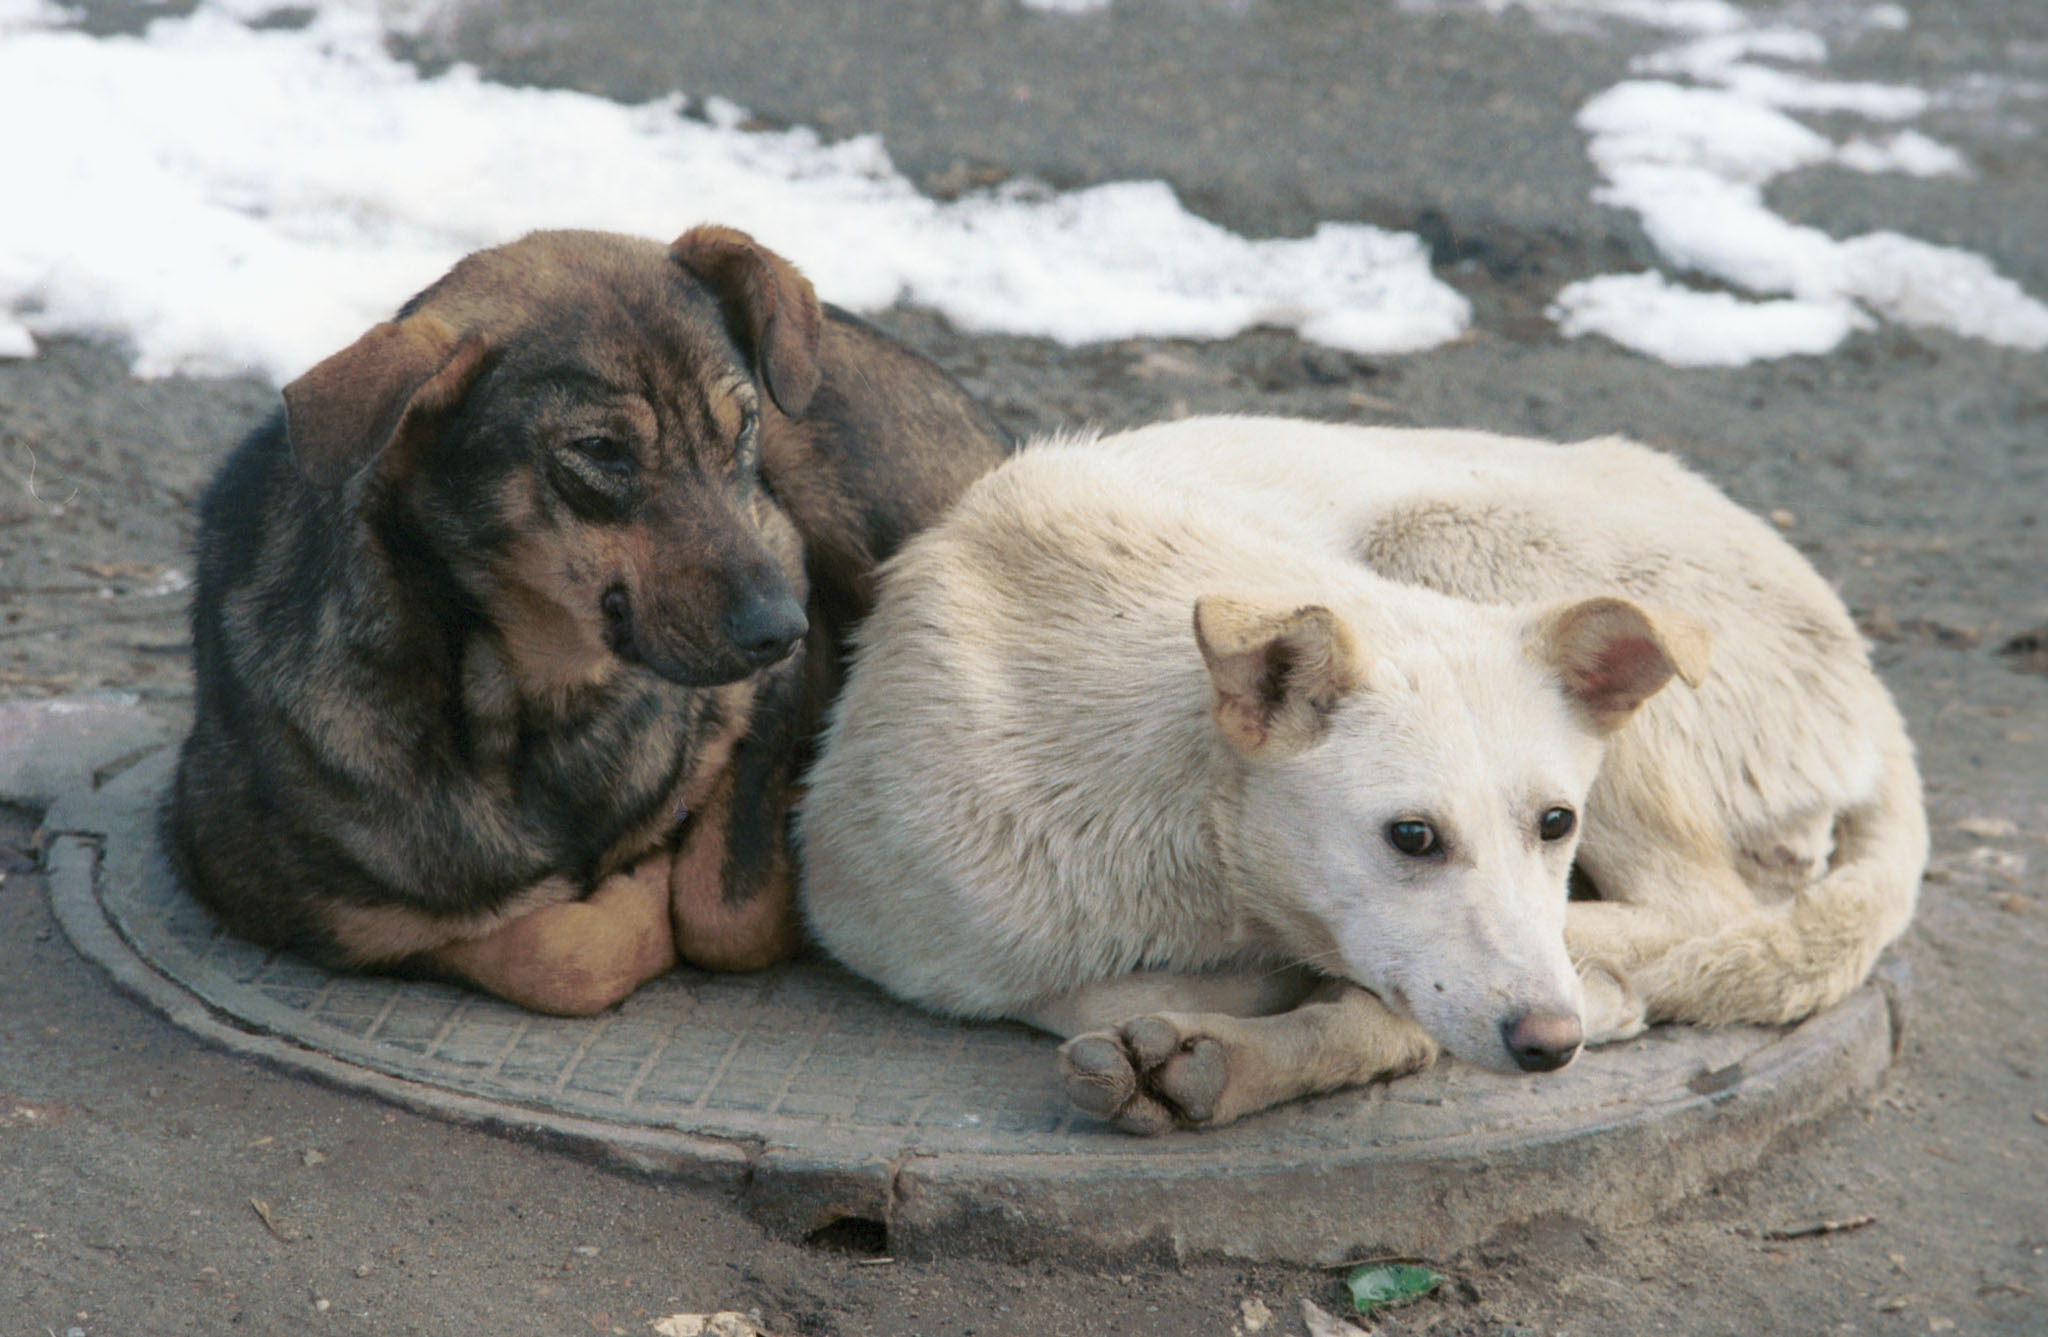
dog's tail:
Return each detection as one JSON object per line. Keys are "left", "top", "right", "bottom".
{"left": 1637, "top": 726, "right": 1927, "bottom": 1028}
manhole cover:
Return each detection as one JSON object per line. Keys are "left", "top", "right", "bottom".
{"left": 18, "top": 696, "right": 1901, "bottom": 1264}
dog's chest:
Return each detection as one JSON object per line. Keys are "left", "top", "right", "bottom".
{"left": 449, "top": 659, "right": 703, "bottom": 867}
{"left": 586, "top": 679, "right": 756, "bottom": 878}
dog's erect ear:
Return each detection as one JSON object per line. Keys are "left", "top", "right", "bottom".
{"left": 1194, "top": 595, "right": 1362, "bottom": 756}
{"left": 1529, "top": 596, "right": 1711, "bottom": 735}
{"left": 282, "top": 314, "right": 490, "bottom": 488}
{"left": 670, "top": 225, "right": 824, "bottom": 418}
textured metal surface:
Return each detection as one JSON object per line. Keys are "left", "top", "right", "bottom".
{"left": 92, "top": 780, "right": 1791, "bottom": 1155}
{"left": 109, "top": 826, "right": 1073, "bottom": 1151}
{"left": 18, "top": 696, "right": 1902, "bottom": 1262}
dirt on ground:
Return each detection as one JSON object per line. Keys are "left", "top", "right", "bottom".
{"left": 1, "top": 290, "right": 2044, "bottom": 1337}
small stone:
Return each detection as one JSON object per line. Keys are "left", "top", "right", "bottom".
{"left": 1299, "top": 1297, "right": 1362, "bottom": 1336}
{"left": 651, "top": 1316, "right": 765, "bottom": 1337}
{"left": 302, "top": 1148, "right": 327, "bottom": 1167}
{"left": 1128, "top": 350, "right": 1208, "bottom": 381}
{"left": 1955, "top": 815, "right": 2019, "bottom": 840}
{"left": 1972, "top": 848, "right": 2028, "bottom": 882}
{"left": 1240, "top": 1294, "right": 1273, "bottom": 1332}
{"left": 1769, "top": 508, "right": 1797, "bottom": 529}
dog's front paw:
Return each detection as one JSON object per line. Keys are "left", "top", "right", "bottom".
{"left": 1058, "top": 1016, "right": 1230, "bottom": 1136}
{"left": 1579, "top": 960, "right": 1648, "bottom": 1044}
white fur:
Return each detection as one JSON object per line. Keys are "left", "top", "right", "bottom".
{"left": 797, "top": 417, "right": 1926, "bottom": 1131}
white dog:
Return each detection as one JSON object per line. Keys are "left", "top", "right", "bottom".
{"left": 797, "top": 417, "right": 1926, "bottom": 1133}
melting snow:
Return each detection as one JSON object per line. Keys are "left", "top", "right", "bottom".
{"left": 0, "top": 0, "right": 1466, "bottom": 382}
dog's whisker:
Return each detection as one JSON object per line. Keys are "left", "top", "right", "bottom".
{"left": 2, "top": 443, "right": 85, "bottom": 512}
{"left": 1250, "top": 948, "right": 1348, "bottom": 982}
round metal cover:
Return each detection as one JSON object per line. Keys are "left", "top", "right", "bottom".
{"left": 24, "top": 696, "right": 1900, "bottom": 1264}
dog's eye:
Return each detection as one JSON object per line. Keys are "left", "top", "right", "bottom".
{"left": 1539, "top": 807, "right": 1577, "bottom": 842}
{"left": 569, "top": 435, "right": 634, "bottom": 477}
{"left": 1385, "top": 820, "right": 1439, "bottom": 858}
{"left": 735, "top": 408, "right": 761, "bottom": 472}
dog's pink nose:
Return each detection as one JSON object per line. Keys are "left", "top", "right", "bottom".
{"left": 1502, "top": 1010, "right": 1583, "bottom": 1072}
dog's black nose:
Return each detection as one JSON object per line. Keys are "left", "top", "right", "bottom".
{"left": 1501, "top": 1010, "right": 1583, "bottom": 1073}
{"left": 724, "top": 592, "right": 807, "bottom": 666}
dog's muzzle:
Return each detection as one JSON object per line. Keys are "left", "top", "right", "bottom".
{"left": 601, "top": 583, "right": 640, "bottom": 665}
{"left": 601, "top": 581, "right": 805, "bottom": 683}
{"left": 1500, "top": 1009, "right": 1583, "bottom": 1072}
{"left": 722, "top": 588, "right": 807, "bottom": 668}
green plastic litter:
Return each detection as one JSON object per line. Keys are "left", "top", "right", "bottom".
{"left": 1345, "top": 1263, "right": 1444, "bottom": 1317}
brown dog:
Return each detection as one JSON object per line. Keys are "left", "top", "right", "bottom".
{"left": 166, "top": 225, "right": 1008, "bottom": 1015}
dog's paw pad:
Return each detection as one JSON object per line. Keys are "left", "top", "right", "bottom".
{"left": 1111, "top": 1092, "right": 1179, "bottom": 1137}
{"left": 1120, "top": 1014, "right": 1183, "bottom": 1067}
{"left": 1151, "top": 1036, "right": 1228, "bottom": 1124}
{"left": 1059, "top": 1019, "right": 1240, "bottom": 1134}
{"left": 1058, "top": 1033, "right": 1139, "bottom": 1118}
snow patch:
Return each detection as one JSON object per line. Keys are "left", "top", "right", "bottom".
{"left": 1548, "top": 272, "right": 1867, "bottom": 366}
{"left": 1398, "top": 0, "right": 1746, "bottom": 37}
{"left": 0, "top": 0, "right": 68, "bottom": 32}
{"left": 1835, "top": 130, "right": 1968, "bottom": 178}
{"left": 1546, "top": 0, "right": 2047, "bottom": 364}
{"left": 0, "top": 319, "right": 35, "bottom": 359}
{"left": 0, "top": 0, "right": 1466, "bottom": 382}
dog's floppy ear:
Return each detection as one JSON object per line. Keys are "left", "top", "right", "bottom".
{"left": 282, "top": 314, "right": 490, "bottom": 487}
{"left": 670, "top": 224, "right": 824, "bottom": 418}
{"left": 1529, "top": 595, "right": 1711, "bottom": 735}
{"left": 1194, "top": 595, "right": 1362, "bottom": 756}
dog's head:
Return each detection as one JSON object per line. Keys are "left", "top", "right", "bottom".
{"left": 280, "top": 226, "right": 824, "bottom": 694}
{"left": 1195, "top": 587, "right": 1710, "bottom": 1074}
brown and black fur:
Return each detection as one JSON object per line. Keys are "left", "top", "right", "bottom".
{"left": 166, "top": 225, "right": 1008, "bottom": 1015}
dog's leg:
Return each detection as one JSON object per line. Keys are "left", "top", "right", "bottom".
{"left": 1566, "top": 843, "right": 1753, "bottom": 1043}
{"left": 1027, "top": 973, "right": 1438, "bottom": 1135}
{"left": 1580, "top": 855, "right": 1919, "bottom": 1032}
{"left": 1566, "top": 897, "right": 1707, "bottom": 973}
{"left": 1566, "top": 892, "right": 1721, "bottom": 1045}
{"left": 423, "top": 853, "right": 677, "bottom": 1017}
{"left": 1570, "top": 810, "right": 1763, "bottom": 956}
{"left": 1565, "top": 801, "right": 1767, "bottom": 1044}
{"left": 1574, "top": 957, "right": 1649, "bottom": 1045}
{"left": 668, "top": 659, "right": 810, "bottom": 972}
{"left": 667, "top": 761, "right": 802, "bottom": 970}
{"left": 1630, "top": 741, "right": 1925, "bottom": 1028}
{"left": 1570, "top": 765, "right": 1920, "bottom": 1032}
